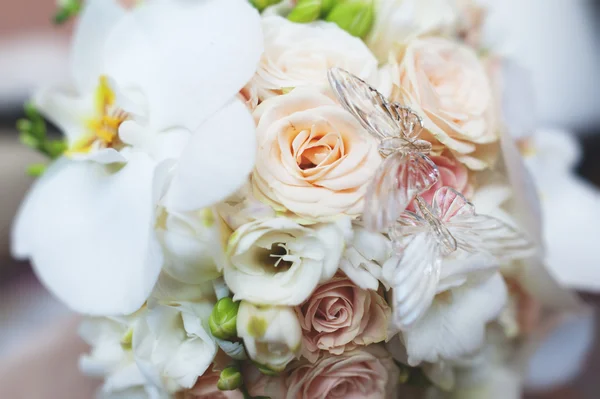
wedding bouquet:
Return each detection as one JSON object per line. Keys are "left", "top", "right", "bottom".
{"left": 12, "top": 0, "right": 581, "bottom": 398}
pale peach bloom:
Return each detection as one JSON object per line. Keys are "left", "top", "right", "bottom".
{"left": 385, "top": 37, "right": 499, "bottom": 170}
{"left": 180, "top": 369, "right": 242, "bottom": 399}
{"left": 284, "top": 346, "right": 399, "bottom": 399}
{"left": 253, "top": 16, "right": 379, "bottom": 100}
{"left": 252, "top": 89, "right": 381, "bottom": 222}
{"left": 296, "top": 274, "right": 390, "bottom": 362}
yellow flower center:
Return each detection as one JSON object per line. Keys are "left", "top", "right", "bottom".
{"left": 67, "top": 76, "right": 128, "bottom": 155}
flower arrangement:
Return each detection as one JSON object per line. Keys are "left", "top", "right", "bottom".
{"left": 12, "top": 0, "right": 580, "bottom": 398}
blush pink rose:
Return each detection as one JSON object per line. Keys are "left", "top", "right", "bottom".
{"left": 181, "top": 369, "right": 243, "bottom": 399}
{"left": 285, "top": 347, "right": 399, "bottom": 399}
{"left": 297, "top": 274, "right": 390, "bottom": 361}
{"left": 410, "top": 151, "right": 473, "bottom": 210}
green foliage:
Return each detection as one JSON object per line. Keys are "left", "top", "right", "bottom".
{"left": 17, "top": 102, "right": 67, "bottom": 175}
{"left": 54, "top": 0, "right": 82, "bottom": 25}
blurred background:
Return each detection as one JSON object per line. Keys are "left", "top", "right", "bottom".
{"left": 0, "top": 0, "right": 599, "bottom": 398}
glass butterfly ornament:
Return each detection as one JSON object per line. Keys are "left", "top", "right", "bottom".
{"left": 384, "top": 186, "right": 537, "bottom": 330}
{"left": 327, "top": 67, "right": 440, "bottom": 233}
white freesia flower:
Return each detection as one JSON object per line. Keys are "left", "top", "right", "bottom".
{"left": 252, "top": 16, "right": 379, "bottom": 100}
{"left": 12, "top": 0, "right": 263, "bottom": 315}
{"left": 79, "top": 316, "right": 169, "bottom": 399}
{"left": 340, "top": 225, "right": 394, "bottom": 291}
{"left": 237, "top": 302, "right": 302, "bottom": 372}
{"left": 225, "top": 218, "right": 351, "bottom": 306}
{"left": 366, "top": 0, "right": 460, "bottom": 62}
{"left": 401, "top": 263, "right": 507, "bottom": 366}
{"left": 216, "top": 183, "right": 276, "bottom": 231}
{"left": 133, "top": 300, "right": 218, "bottom": 393}
{"left": 156, "top": 208, "right": 229, "bottom": 285}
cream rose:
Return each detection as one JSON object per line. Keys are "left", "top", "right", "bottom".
{"left": 366, "top": 0, "right": 461, "bottom": 62}
{"left": 252, "top": 16, "right": 379, "bottom": 100}
{"left": 285, "top": 346, "right": 399, "bottom": 399}
{"left": 252, "top": 89, "right": 381, "bottom": 222}
{"left": 237, "top": 302, "right": 303, "bottom": 372}
{"left": 224, "top": 217, "right": 350, "bottom": 306}
{"left": 297, "top": 274, "right": 390, "bottom": 362}
{"left": 385, "top": 37, "right": 499, "bottom": 170}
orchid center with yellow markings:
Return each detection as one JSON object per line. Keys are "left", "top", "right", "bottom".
{"left": 67, "top": 76, "right": 129, "bottom": 155}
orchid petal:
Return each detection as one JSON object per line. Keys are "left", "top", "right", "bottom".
{"left": 71, "top": 0, "right": 126, "bottom": 93}
{"left": 12, "top": 153, "right": 162, "bottom": 315}
{"left": 103, "top": 0, "right": 263, "bottom": 131}
{"left": 164, "top": 99, "right": 256, "bottom": 212}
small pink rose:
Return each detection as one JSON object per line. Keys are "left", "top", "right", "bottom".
{"left": 410, "top": 151, "right": 473, "bottom": 210}
{"left": 296, "top": 274, "right": 390, "bottom": 361}
{"left": 182, "top": 369, "right": 243, "bottom": 399}
{"left": 285, "top": 347, "right": 399, "bottom": 399}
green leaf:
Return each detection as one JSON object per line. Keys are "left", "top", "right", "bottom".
{"left": 326, "top": 1, "right": 375, "bottom": 39}
{"left": 27, "top": 163, "right": 47, "bottom": 177}
{"left": 53, "top": 0, "right": 82, "bottom": 25}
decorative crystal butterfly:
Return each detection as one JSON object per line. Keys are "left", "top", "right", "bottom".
{"left": 327, "top": 67, "right": 440, "bottom": 233}
{"left": 385, "top": 187, "right": 537, "bottom": 330}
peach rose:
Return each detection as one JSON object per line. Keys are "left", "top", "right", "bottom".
{"left": 410, "top": 151, "right": 473, "bottom": 209}
{"left": 180, "top": 369, "right": 242, "bottom": 399}
{"left": 252, "top": 89, "right": 381, "bottom": 222}
{"left": 285, "top": 347, "right": 399, "bottom": 399}
{"left": 297, "top": 274, "right": 390, "bottom": 361}
{"left": 253, "top": 16, "right": 379, "bottom": 100}
{"left": 385, "top": 37, "right": 499, "bottom": 170}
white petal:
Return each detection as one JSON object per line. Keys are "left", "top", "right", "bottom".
{"left": 71, "top": 0, "right": 126, "bottom": 93}
{"left": 165, "top": 99, "right": 256, "bottom": 212}
{"left": 12, "top": 153, "right": 163, "bottom": 315}
{"left": 403, "top": 273, "right": 507, "bottom": 366}
{"left": 104, "top": 0, "right": 263, "bottom": 131}
{"left": 33, "top": 86, "right": 92, "bottom": 144}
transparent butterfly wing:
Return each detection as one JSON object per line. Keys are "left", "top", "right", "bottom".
{"left": 363, "top": 152, "right": 440, "bottom": 232}
{"left": 432, "top": 187, "right": 537, "bottom": 261}
{"left": 327, "top": 67, "right": 399, "bottom": 140}
{"left": 384, "top": 231, "right": 442, "bottom": 331}
{"left": 388, "top": 103, "right": 425, "bottom": 142}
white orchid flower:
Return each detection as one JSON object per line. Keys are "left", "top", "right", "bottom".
{"left": 12, "top": 0, "right": 263, "bottom": 315}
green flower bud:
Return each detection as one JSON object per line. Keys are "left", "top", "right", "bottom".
{"left": 217, "top": 366, "right": 243, "bottom": 391}
{"left": 16, "top": 119, "right": 33, "bottom": 135}
{"left": 250, "top": 0, "right": 283, "bottom": 12}
{"left": 288, "top": 0, "right": 321, "bottom": 23}
{"left": 209, "top": 297, "right": 240, "bottom": 340}
{"left": 326, "top": 1, "right": 375, "bottom": 39}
